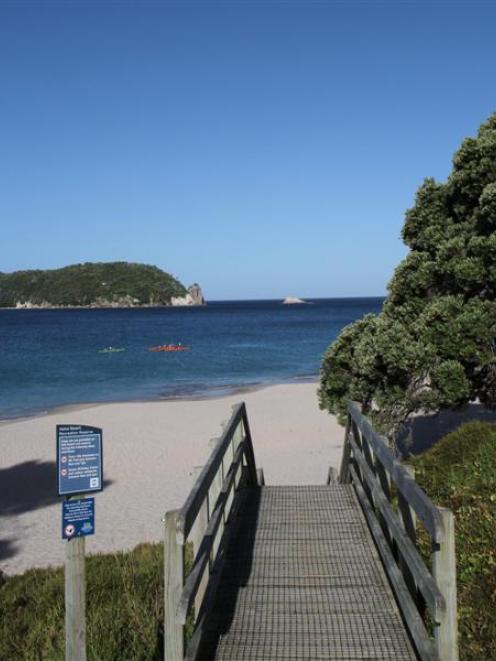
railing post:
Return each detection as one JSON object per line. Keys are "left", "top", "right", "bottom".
{"left": 164, "top": 510, "right": 184, "bottom": 661}
{"left": 432, "top": 508, "right": 458, "bottom": 661}
{"left": 398, "top": 465, "right": 419, "bottom": 604}
{"left": 338, "top": 415, "right": 351, "bottom": 483}
{"left": 240, "top": 405, "right": 258, "bottom": 486}
{"left": 256, "top": 467, "right": 265, "bottom": 485}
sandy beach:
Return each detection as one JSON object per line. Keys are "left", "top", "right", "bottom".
{"left": 0, "top": 382, "right": 343, "bottom": 575}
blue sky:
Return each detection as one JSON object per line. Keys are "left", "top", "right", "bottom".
{"left": 1, "top": 1, "right": 495, "bottom": 299}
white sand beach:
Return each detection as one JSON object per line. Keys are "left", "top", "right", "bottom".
{"left": 0, "top": 382, "right": 344, "bottom": 575}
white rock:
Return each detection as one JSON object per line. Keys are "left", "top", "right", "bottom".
{"left": 283, "top": 296, "right": 307, "bottom": 305}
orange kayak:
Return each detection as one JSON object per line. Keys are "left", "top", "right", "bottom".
{"left": 149, "top": 345, "right": 190, "bottom": 352}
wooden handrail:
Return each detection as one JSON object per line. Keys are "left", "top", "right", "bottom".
{"left": 342, "top": 401, "right": 458, "bottom": 661}
{"left": 164, "top": 402, "right": 261, "bottom": 661}
{"left": 177, "top": 440, "right": 247, "bottom": 622}
{"left": 348, "top": 435, "right": 445, "bottom": 616}
{"left": 350, "top": 466, "right": 438, "bottom": 661}
{"left": 177, "top": 403, "right": 256, "bottom": 542}
{"left": 347, "top": 401, "right": 445, "bottom": 542}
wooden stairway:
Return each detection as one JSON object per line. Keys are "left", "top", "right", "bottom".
{"left": 164, "top": 403, "right": 458, "bottom": 661}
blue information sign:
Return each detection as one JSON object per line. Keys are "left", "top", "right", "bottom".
{"left": 62, "top": 498, "right": 95, "bottom": 539}
{"left": 57, "top": 425, "right": 103, "bottom": 496}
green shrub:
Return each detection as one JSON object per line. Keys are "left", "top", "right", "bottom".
{"left": 412, "top": 422, "right": 496, "bottom": 660}
{"left": 319, "top": 113, "right": 496, "bottom": 434}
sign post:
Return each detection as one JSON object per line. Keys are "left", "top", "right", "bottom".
{"left": 65, "top": 535, "right": 86, "bottom": 661}
{"left": 57, "top": 425, "right": 103, "bottom": 661}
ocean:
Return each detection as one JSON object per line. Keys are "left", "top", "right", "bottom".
{"left": 0, "top": 298, "right": 383, "bottom": 419}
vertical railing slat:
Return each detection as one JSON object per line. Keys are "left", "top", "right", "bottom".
{"left": 164, "top": 510, "right": 184, "bottom": 661}
{"left": 433, "top": 507, "right": 458, "bottom": 661}
{"left": 339, "top": 415, "right": 352, "bottom": 483}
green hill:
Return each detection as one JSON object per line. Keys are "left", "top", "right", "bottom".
{"left": 0, "top": 262, "right": 188, "bottom": 308}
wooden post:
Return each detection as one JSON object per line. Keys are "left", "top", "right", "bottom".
{"left": 326, "top": 466, "right": 337, "bottom": 484}
{"left": 433, "top": 507, "right": 458, "bottom": 661}
{"left": 338, "top": 416, "right": 351, "bottom": 484}
{"left": 398, "top": 465, "right": 418, "bottom": 602}
{"left": 189, "top": 466, "right": 209, "bottom": 617}
{"left": 257, "top": 467, "right": 265, "bottom": 486}
{"left": 65, "top": 536, "right": 86, "bottom": 661}
{"left": 164, "top": 510, "right": 184, "bottom": 661}
{"left": 232, "top": 420, "right": 244, "bottom": 487}
{"left": 398, "top": 465, "right": 417, "bottom": 539}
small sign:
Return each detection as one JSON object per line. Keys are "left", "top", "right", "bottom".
{"left": 62, "top": 498, "right": 95, "bottom": 539}
{"left": 57, "top": 425, "right": 103, "bottom": 496}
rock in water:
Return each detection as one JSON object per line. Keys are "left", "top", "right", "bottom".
{"left": 170, "top": 283, "right": 206, "bottom": 306}
{"left": 188, "top": 283, "right": 205, "bottom": 305}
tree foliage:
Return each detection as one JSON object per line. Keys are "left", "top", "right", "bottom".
{"left": 319, "top": 114, "right": 496, "bottom": 431}
{"left": 0, "top": 262, "right": 187, "bottom": 307}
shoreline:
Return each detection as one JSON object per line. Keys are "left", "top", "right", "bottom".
{"left": 0, "top": 373, "right": 320, "bottom": 424}
{"left": 0, "top": 382, "right": 343, "bottom": 575}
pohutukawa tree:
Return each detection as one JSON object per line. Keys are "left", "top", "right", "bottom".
{"left": 319, "top": 113, "right": 496, "bottom": 433}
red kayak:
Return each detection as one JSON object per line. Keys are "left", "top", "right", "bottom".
{"left": 149, "top": 345, "right": 190, "bottom": 353}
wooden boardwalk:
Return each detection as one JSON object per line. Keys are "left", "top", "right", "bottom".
{"left": 197, "top": 485, "right": 417, "bottom": 660}
{"left": 164, "top": 403, "right": 458, "bottom": 661}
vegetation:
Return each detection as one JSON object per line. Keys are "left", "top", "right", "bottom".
{"left": 0, "top": 543, "right": 164, "bottom": 660}
{"left": 0, "top": 541, "right": 197, "bottom": 659}
{"left": 319, "top": 113, "right": 496, "bottom": 432}
{"left": 412, "top": 421, "right": 496, "bottom": 661}
{"left": 0, "top": 262, "right": 187, "bottom": 307}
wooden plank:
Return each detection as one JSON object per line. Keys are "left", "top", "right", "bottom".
{"left": 164, "top": 510, "right": 184, "bottom": 661}
{"left": 177, "top": 404, "right": 244, "bottom": 541}
{"left": 433, "top": 507, "right": 459, "bottom": 661}
{"left": 348, "top": 401, "right": 444, "bottom": 542}
{"left": 65, "top": 536, "right": 86, "bottom": 661}
{"left": 350, "top": 467, "right": 438, "bottom": 661}
{"left": 349, "top": 436, "right": 445, "bottom": 617}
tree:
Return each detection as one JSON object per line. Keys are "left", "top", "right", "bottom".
{"left": 319, "top": 113, "right": 496, "bottom": 433}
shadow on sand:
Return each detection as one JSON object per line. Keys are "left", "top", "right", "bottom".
{"left": 396, "top": 403, "right": 496, "bottom": 457}
{"left": 0, "top": 460, "right": 60, "bottom": 517}
{"left": 0, "top": 538, "right": 18, "bottom": 563}
{"left": 0, "top": 460, "right": 112, "bottom": 561}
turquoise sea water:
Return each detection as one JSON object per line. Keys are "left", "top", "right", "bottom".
{"left": 0, "top": 298, "right": 383, "bottom": 419}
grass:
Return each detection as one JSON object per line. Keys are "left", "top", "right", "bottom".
{"left": 411, "top": 421, "right": 496, "bottom": 661}
{"left": 0, "top": 543, "right": 164, "bottom": 660}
